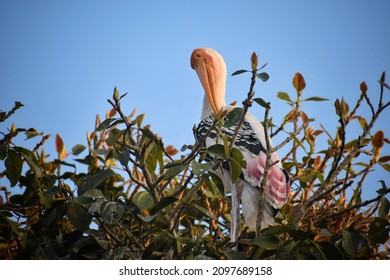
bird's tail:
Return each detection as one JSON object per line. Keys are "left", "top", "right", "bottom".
{"left": 241, "top": 184, "right": 276, "bottom": 230}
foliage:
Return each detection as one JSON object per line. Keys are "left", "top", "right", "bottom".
{"left": 0, "top": 55, "right": 389, "bottom": 260}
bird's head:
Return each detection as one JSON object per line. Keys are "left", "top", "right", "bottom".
{"left": 191, "top": 48, "right": 227, "bottom": 116}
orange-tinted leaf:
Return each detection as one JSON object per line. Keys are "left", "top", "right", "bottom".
{"left": 293, "top": 72, "right": 306, "bottom": 92}
{"left": 313, "top": 155, "right": 322, "bottom": 170}
{"left": 305, "top": 126, "right": 314, "bottom": 136}
{"left": 284, "top": 109, "right": 297, "bottom": 122}
{"left": 55, "top": 134, "right": 64, "bottom": 154}
{"left": 312, "top": 130, "right": 324, "bottom": 136}
{"left": 378, "top": 156, "right": 390, "bottom": 163}
{"left": 251, "top": 52, "right": 258, "bottom": 70}
{"left": 95, "top": 114, "right": 101, "bottom": 129}
{"left": 59, "top": 149, "right": 67, "bottom": 160}
{"left": 165, "top": 145, "right": 179, "bottom": 156}
{"left": 129, "top": 108, "right": 137, "bottom": 119}
{"left": 380, "top": 71, "right": 386, "bottom": 84}
{"left": 334, "top": 99, "right": 341, "bottom": 116}
{"left": 301, "top": 111, "right": 308, "bottom": 123}
{"left": 107, "top": 108, "right": 117, "bottom": 118}
{"left": 372, "top": 131, "right": 385, "bottom": 148}
{"left": 360, "top": 82, "right": 368, "bottom": 93}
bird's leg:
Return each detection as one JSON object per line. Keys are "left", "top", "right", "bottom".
{"left": 230, "top": 182, "right": 241, "bottom": 243}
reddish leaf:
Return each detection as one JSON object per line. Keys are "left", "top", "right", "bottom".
{"left": 301, "top": 111, "right": 309, "bottom": 123}
{"left": 378, "top": 156, "right": 390, "bottom": 163}
{"left": 107, "top": 108, "right": 117, "bottom": 118}
{"left": 360, "top": 81, "right": 368, "bottom": 93}
{"left": 313, "top": 155, "right": 322, "bottom": 170}
{"left": 55, "top": 134, "right": 64, "bottom": 154}
{"left": 165, "top": 145, "right": 179, "bottom": 156}
{"left": 293, "top": 72, "right": 306, "bottom": 92}
{"left": 372, "top": 131, "right": 384, "bottom": 148}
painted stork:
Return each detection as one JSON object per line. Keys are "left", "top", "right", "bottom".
{"left": 191, "top": 48, "right": 290, "bottom": 241}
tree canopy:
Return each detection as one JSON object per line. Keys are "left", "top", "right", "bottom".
{"left": 0, "top": 54, "right": 389, "bottom": 259}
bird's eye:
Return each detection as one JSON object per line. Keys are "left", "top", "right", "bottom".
{"left": 196, "top": 53, "right": 201, "bottom": 58}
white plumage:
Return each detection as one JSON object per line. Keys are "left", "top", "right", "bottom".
{"left": 191, "top": 48, "right": 290, "bottom": 241}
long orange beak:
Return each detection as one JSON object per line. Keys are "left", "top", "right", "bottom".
{"left": 191, "top": 48, "right": 220, "bottom": 116}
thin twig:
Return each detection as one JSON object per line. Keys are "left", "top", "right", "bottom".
{"left": 229, "top": 70, "right": 257, "bottom": 149}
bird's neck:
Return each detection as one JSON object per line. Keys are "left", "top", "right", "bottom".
{"left": 201, "top": 94, "right": 226, "bottom": 120}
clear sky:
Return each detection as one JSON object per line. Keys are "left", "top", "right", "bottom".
{"left": 1, "top": 0, "right": 389, "bottom": 199}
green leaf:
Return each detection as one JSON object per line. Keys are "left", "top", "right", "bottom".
{"left": 77, "top": 169, "right": 114, "bottom": 196}
{"left": 113, "top": 87, "right": 120, "bottom": 101}
{"left": 16, "top": 147, "right": 42, "bottom": 177}
{"left": 379, "top": 162, "right": 390, "bottom": 172}
{"left": 342, "top": 230, "right": 363, "bottom": 257}
{"left": 206, "top": 144, "right": 227, "bottom": 160}
{"left": 202, "top": 173, "right": 221, "bottom": 197}
{"left": 192, "top": 203, "right": 217, "bottom": 220}
{"left": 251, "top": 235, "right": 280, "bottom": 249}
{"left": 150, "top": 197, "right": 178, "bottom": 215}
{"left": 14, "top": 101, "right": 24, "bottom": 109}
{"left": 137, "top": 213, "right": 157, "bottom": 223}
{"left": 100, "top": 201, "right": 124, "bottom": 224}
{"left": 67, "top": 201, "right": 92, "bottom": 230}
{"left": 357, "top": 116, "right": 367, "bottom": 130}
{"left": 132, "top": 191, "right": 154, "bottom": 210}
{"left": 253, "top": 97, "right": 270, "bottom": 108}
{"left": 192, "top": 162, "right": 213, "bottom": 176}
{"left": 277, "top": 91, "right": 292, "bottom": 102}
{"left": 208, "top": 171, "right": 225, "bottom": 195}
{"left": 180, "top": 144, "right": 192, "bottom": 152}
{"left": 222, "top": 250, "right": 247, "bottom": 260}
{"left": 229, "top": 160, "right": 242, "bottom": 183}
{"left": 0, "top": 142, "right": 6, "bottom": 160}
{"left": 97, "top": 118, "right": 116, "bottom": 131}
{"left": 231, "top": 69, "right": 248, "bottom": 76}
{"left": 224, "top": 107, "right": 244, "bottom": 127}
{"left": 276, "top": 239, "right": 298, "bottom": 259}
{"left": 302, "top": 96, "right": 329, "bottom": 102}
{"left": 118, "top": 150, "right": 130, "bottom": 166}
{"left": 25, "top": 128, "right": 42, "bottom": 139}
{"left": 368, "top": 217, "right": 389, "bottom": 245}
{"left": 344, "top": 139, "right": 358, "bottom": 150}
{"left": 105, "top": 128, "right": 123, "bottom": 145}
{"left": 5, "top": 149, "right": 23, "bottom": 187}
{"left": 83, "top": 189, "right": 105, "bottom": 199}
{"left": 72, "top": 144, "right": 86, "bottom": 156}
{"left": 163, "top": 164, "right": 186, "bottom": 180}
{"left": 378, "top": 196, "right": 390, "bottom": 219}
{"left": 318, "top": 241, "right": 343, "bottom": 260}
{"left": 299, "top": 171, "right": 316, "bottom": 183}
{"left": 256, "top": 72, "right": 269, "bottom": 82}
{"left": 146, "top": 141, "right": 164, "bottom": 174}
{"left": 73, "top": 195, "right": 94, "bottom": 207}
{"left": 230, "top": 147, "right": 244, "bottom": 165}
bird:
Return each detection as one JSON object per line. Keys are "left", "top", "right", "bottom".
{"left": 190, "top": 48, "right": 290, "bottom": 242}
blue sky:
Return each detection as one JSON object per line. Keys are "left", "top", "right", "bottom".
{"left": 1, "top": 0, "right": 389, "bottom": 199}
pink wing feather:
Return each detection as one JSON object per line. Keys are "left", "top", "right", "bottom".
{"left": 242, "top": 152, "right": 290, "bottom": 209}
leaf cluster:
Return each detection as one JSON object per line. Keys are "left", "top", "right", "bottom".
{"left": 0, "top": 59, "right": 389, "bottom": 260}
